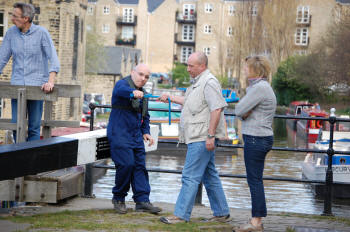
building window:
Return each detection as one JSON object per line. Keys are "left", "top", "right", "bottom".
{"left": 251, "top": 6, "right": 258, "bottom": 16}
{"left": 295, "top": 50, "right": 308, "bottom": 56}
{"left": 182, "top": 25, "right": 195, "bottom": 41}
{"left": 181, "top": 46, "right": 193, "bottom": 63}
{"left": 227, "top": 48, "right": 233, "bottom": 57}
{"left": 122, "top": 26, "right": 133, "bottom": 39}
{"left": 103, "top": 5, "right": 110, "bottom": 15}
{"left": 87, "top": 6, "right": 93, "bottom": 15}
{"left": 0, "top": 98, "right": 3, "bottom": 118}
{"left": 295, "top": 28, "right": 308, "bottom": 46}
{"left": 183, "top": 4, "right": 195, "bottom": 20}
{"left": 204, "top": 25, "right": 211, "bottom": 34}
{"left": 203, "top": 47, "right": 210, "bottom": 56}
{"left": 227, "top": 26, "right": 233, "bottom": 36}
{"left": 123, "top": 8, "right": 134, "bottom": 23}
{"left": 228, "top": 5, "right": 235, "bottom": 16}
{"left": 296, "top": 6, "right": 310, "bottom": 24}
{"left": 0, "top": 11, "right": 4, "bottom": 39}
{"left": 205, "top": 3, "right": 213, "bottom": 13}
{"left": 102, "top": 24, "right": 110, "bottom": 33}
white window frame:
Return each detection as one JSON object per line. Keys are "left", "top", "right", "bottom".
{"left": 123, "top": 8, "right": 134, "bottom": 23}
{"left": 87, "top": 6, "right": 94, "bottom": 15}
{"left": 251, "top": 6, "right": 258, "bottom": 16}
{"left": 102, "top": 24, "right": 110, "bottom": 33}
{"left": 103, "top": 5, "right": 110, "bottom": 15}
{"left": 227, "top": 48, "right": 233, "bottom": 57}
{"left": 0, "top": 10, "right": 6, "bottom": 40}
{"left": 181, "top": 46, "right": 193, "bottom": 63}
{"left": 0, "top": 98, "right": 3, "bottom": 118}
{"left": 203, "top": 47, "right": 210, "bottom": 56}
{"left": 205, "top": 3, "right": 213, "bottom": 13}
{"left": 121, "top": 26, "right": 134, "bottom": 39}
{"left": 183, "top": 4, "right": 195, "bottom": 20}
{"left": 182, "top": 25, "right": 195, "bottom": 41}
{"left": 295, "top": 50, "right": 308, "bottom": 56}
{"left": 204, "top": 24, "right": 212, "bottom": 34}
{"left": 227, "top": 26, "right": 233, "bottom": 36}
{"left": 295, "top": 28, "right": 308, "bottom": 46}
{"left": 296, "top": 6, "right": 310, "bottom": 24}
{"left": 228, "top": 5, "right": 235, "bottom": 16}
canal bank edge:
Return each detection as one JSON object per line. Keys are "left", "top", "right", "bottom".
{"left": 0, "top": 197, "right": 349, "bottom": 232}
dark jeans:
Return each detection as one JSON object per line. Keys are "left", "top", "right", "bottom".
{"left": 243, "top": 134, "right": 273, "bottom": 217}
{"left": 11, "top": 99, "right": 43, "bottom": 142}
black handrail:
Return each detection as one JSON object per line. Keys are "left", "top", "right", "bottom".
{"left": 89, "top": 103, "right": 350, "bottom": 216}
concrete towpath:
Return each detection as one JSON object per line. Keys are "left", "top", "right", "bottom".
{"left": 0, "top": 197, "right": 349, "bottom": 232}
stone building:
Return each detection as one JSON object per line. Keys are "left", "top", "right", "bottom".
{"left": 86, "top": 0, "right": 350, "bottom": 89}
{"left": 0, "top": 0, "right": 88, "bottom": 142}
{"left": 85, "top": 46, "right": 141, "bottom": 104}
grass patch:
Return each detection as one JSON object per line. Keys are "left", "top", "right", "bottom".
{"left": 3, "top": 209, "right": 230, "bottom": 232}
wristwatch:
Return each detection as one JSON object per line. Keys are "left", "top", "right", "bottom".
{"left": 207, "top": 134, "right": 215, "bottom": 139}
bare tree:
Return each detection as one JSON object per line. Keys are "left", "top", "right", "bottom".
{"left": 222, "top": 0, "right": 297, "bottom": 91}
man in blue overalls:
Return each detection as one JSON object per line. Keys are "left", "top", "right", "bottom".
{"left": 107, "top": 64, "right": 161, "bottom": 214}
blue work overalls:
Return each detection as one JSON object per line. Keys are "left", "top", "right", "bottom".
{"left": 107, "top": 77, "right": 151, "bottom": 202}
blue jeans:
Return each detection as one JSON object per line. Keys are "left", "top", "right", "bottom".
{"left": 243, "top": 134, "right": 273, "bottom": 218}
{"left": 11, "top": 99, "right": 43, "bottom": 142}
{"left": 174, "top": 141, "right": 229, "bottom": 221}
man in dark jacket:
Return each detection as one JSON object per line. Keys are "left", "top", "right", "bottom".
{"left": 107, "top": 64, "right": 161, "bottom": 214}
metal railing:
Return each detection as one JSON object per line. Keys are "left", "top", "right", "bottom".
{"left": 88, "top": 103, "right": 350, "bottom": 216}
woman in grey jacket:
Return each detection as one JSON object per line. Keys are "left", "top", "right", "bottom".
{"left": 234, "top": 55, "right": 277, "bottom": 232}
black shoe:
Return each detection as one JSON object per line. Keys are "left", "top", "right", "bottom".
{"left": 135, "top": 202, "right": 162, "bottom": 214}
{"left": 112, "top": 199, "right": 127, "bottom": 214}
{"left": 203, "top": 214, "right": 231, "bottom": 223}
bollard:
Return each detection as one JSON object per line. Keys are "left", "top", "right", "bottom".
{"left": 89, "top": 103, "right": 96, "bottom": 131}
{"left": 83, "top": 163, "right": 95, "bottom": 198}
{"left": 322, "top": 108, "right": 336, "bottom": 216}
{"left": 195, "top": 182, "right": 203, "bottom": 205}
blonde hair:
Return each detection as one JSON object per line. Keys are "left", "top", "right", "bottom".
{"left": 245, "top": 55, "right": 271, "bottom": 78}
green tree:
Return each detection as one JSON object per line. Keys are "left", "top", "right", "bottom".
{"left": 171, "top": 63, "right": 190, "bottom": 87}
{"left": 85, "top": 29, "right": 107, "bottom": 73}
{"left": 272, "top": 56, "right": 311, "bottom": 106}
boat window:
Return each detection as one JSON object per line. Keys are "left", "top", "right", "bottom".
{"left": 303, "top": 106, "right": 309, "bottom": 110}
{"left": 296, "top": 106, "right": 302, "bottom": 114}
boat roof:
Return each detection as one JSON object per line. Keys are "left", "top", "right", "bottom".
{"left": 289, "top": 101, "right": 314, "bottom": 107}
{"left": 301, "top": 108, "right": 329, "bottom": 117}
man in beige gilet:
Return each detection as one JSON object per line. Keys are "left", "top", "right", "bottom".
{"left": 158, "top": 52, "right": 230, "bottom": 224}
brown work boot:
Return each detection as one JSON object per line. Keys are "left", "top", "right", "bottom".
{"left": 112, "top": 199, "right": 127, "bottom": 214}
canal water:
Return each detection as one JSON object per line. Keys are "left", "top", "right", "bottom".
{"left": 93, "top": 118, "right": 350, "bottom": 217}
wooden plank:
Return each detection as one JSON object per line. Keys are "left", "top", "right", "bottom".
{"left": 0, "top": 121, "right": 17, "bottom": 130}
{"left": 42, "top": 120, "right": 80, "bottom": 128}
{"left": 0, "top": 180, "right": 15, "bottom": 201}
{"left": 22, "top": 180, "right": 57, "bottom": 203}
{"left": 0, "top": 119, "right": 80, "bottom": 130}
{"left": 0, "top": 83, "right": 58, "bottom": 101}
{"left": 56, "top": 84, "right": 81, "bottom": 98}
{"left": 17, "top": 89, "right": 27, "bottom": 143}
{"left": 42, "top": 101, "right": 53, "bottom": 139}
{"left": 0, "top": 82, "right": 80, "bottom": 99}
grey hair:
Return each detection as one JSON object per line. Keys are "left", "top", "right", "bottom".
{"left": 196, "top": 52, "right": 208, "bottom": 67}
{"left": 13, "top": 3, "right": 35, "bottom": 22}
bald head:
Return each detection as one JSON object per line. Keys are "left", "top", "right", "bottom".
{"left": 131, "top": 63, "right": 151, "bottom": 88}
{"left": 187, "top": 52, "right": 208, "bottom": 78}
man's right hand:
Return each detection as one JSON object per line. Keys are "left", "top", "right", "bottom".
{"left": 133, "top": 90, "right": 144, "bottom": 99}
{"left": 158, "top": 93, "right": 170, "bottom": 103}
